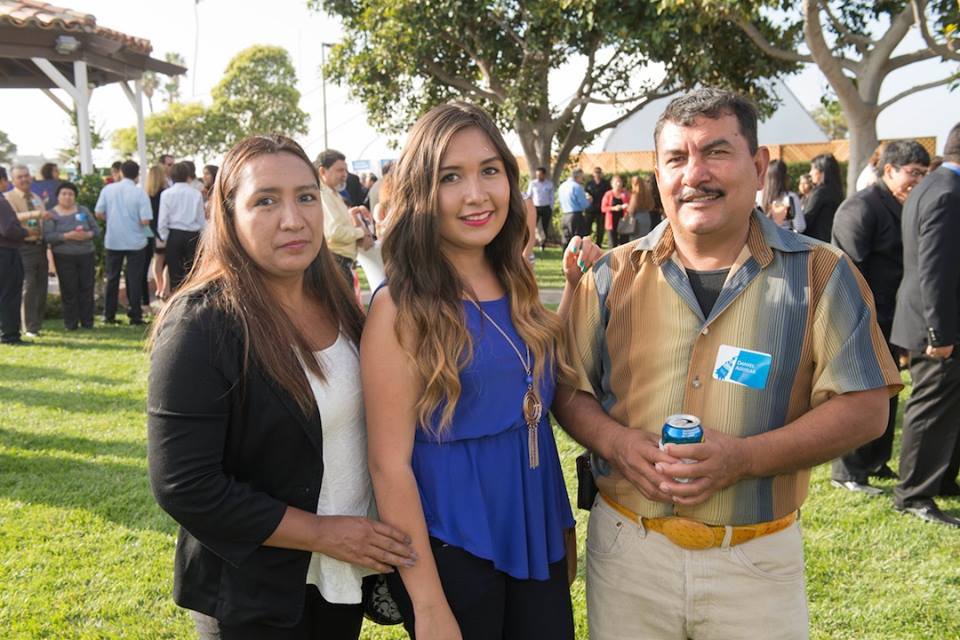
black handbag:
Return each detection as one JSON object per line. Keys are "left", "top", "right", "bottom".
{"left": 361, "top": 573, "right": 403, "bottom": 625}
{"left": 576, "top": 451, "right": 599, "bottom": 510}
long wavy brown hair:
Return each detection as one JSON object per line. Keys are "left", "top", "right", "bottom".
{"left": 382, "top": 102, "right": 574, "bottom": 433}
{"left": 149, "top": 135, "right": 363, "bottom": 415}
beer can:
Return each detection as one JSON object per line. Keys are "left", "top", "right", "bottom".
{"left": 659, "top": 414, "right": 703, "bottom": 483}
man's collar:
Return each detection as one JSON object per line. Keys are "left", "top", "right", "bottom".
{"left": 630, "top": 210, "right": 809, "bottom": 271}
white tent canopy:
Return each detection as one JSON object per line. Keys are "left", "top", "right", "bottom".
{"left": 604, "top": 79, "right": 828, "bottom": 152}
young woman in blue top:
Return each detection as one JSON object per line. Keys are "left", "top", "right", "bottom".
{"left": 362, "top": 102, "right": 584, "bottom": 640}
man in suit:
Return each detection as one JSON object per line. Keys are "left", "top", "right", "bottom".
{"left": 891, "top": 122, "right": 960, "bottom": 527}
{"left": 831, "top": 140, "right": 930, "bottom": 494}
{"left": 584, "top": 166, "right": 611, "bottom": 247}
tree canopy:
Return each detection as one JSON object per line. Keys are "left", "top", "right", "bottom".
{"left": 0, "top": 130, "right": 16, "bottom": 165}
{"left": 669, "top": 0, "right": 960, "bottom": 192}
{"left": 314, "top": 0, "right": 797, "bottom": 182}
{"left": 112, "top": 45, "right": 308, "bottom": 161}
{"left": 211, "top": 45, "right": 309, "bottom": 145}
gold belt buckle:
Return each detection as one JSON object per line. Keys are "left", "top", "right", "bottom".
{"left": 659, "top": 517, "right": 717, "bottom": 550}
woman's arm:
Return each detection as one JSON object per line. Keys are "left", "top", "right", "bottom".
{"left": 362, "top": 290, "right": 461, "bottom": 640}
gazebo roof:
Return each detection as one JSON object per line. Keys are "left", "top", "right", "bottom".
{"left": 0, "top": 0, "right": 185, "bottom": 89}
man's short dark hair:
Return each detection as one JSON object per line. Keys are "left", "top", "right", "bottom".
{"left": 159, "top": 154, "right": 174, "bottom": 164}
{"left": 120, "top": 160, "right": 139, "bottom": 180}
{"left": 183, "top": 160, "right": 197, "bottom": 179}
{"left": 943, "top": 122, "right": 960, "bottom": 162}
{"left": 880, "top": 140, "right": 930, "bottom": 171}
{"left": 536, "top": 166, "right": 546, "bottom": 174}
{"left": 40, "top": 162, "right": 57, "bottom": 180}
{"left": 654, "top": 87, "right": 760, "bottom": 155}
{"left": 56, "top": 181, "right": 78, "bottom": 197}
{"left": 171, "top": 161, "right": 191, "bottom": 183}
{"left": 0, "top": 167, "right": 7, "bottom": 182}
{"left": 315, "top": 149, "right": 346, "bottom": 170}
{"left": 111, "top": 161, "right": 123, "bottom": 171}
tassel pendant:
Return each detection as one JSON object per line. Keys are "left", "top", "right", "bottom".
{"left": 528, "top": 423, "right": 539, "bottom": 469}
{"left": 522, "top": 384, "right": 542, "bottom": 469}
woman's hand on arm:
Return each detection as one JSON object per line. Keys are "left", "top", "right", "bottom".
{"left": 262, "top": 507, "right": 417, "bottom": 574}
{"left": 362, "top": 290, "right": 462, "bottom": 640}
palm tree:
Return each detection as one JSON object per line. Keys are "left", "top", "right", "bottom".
{"left": 141, "top": 71, "right": 158, "bottom": 113}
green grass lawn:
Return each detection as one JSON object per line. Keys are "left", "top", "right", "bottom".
{"left": 1, "top": 322, "right": 959, "bottom": 639}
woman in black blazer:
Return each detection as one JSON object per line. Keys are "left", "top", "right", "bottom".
{"left": 803, "top": 153, "right": 844, "bottom": 242}
{"left": 147, "top": 135, "right": 415, "bottom": 640}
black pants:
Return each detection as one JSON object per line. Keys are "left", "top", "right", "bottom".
{"left": 141, "top": 236, "right": 155, "bottom": 305}
{"left": 20, "top": 246, "right": 47, "bottom": 333}
{"left": 608, "top": 212, "right": 624, "bottom": 248}
{"left": 165, "top": 228, "right": 201, "bottom": 293}
{"left": 895, "top": 351, "right": 960, "bottom": 507}
{"left": 833, "top": 339, "right": 899, "bottom": 483}
{"left": 0, "top": 247, "right": 24, "bottom": 343}
{"left": 104, "top": 248, "right": 146, "bottom": 322}
{"left": 586, "top": 208, "right": 604, "bottom": 247}
{"left": 53, "top": 252, "right": 95, "bottom": 329}
{"left": 216, "top": 585, "right": 363, "bottom": 640}
{"left": 535, "top": 205, "right": 553, "bottom": 247}
{"left": 561, "top": 211, "right": 585, "bottom": 247}
{"left": 333, "top": 254, "right": 355, "bottom": 291}
{"left": 388, "top": 538, "right": 574, "bottom": 640}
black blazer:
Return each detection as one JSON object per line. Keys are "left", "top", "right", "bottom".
{"left": 147, "top": 291, "right": 324, "bottom": 627}
{"left": 803, "top": 184, "right": 842, "bottom": 242}
{"left": 891, "top": 166, "right": 960, "bottom": 352}
{"left": 831, "top": 181, "right": 903, "bottom": 333}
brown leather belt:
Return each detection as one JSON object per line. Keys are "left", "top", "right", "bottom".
{"left": 601, "top": 494, "right": 797, "bottom": 550}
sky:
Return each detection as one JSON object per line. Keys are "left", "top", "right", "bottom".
{"left": 3, "top": 0, "right": 957, "bottom": 170}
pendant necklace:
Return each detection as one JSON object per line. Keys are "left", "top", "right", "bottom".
{"left": 470, "top": 300, "right": 542, "bottom": 469}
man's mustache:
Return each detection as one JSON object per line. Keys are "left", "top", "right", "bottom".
{"left": 677, "top": 186, "right": 725, "bottom": 203}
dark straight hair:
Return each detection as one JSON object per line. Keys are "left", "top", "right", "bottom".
{"left": 810, "top": 153, "right": 843, "bottom": 202}
{"left": 150, "top": 135, "right": 364, "bottom": 416}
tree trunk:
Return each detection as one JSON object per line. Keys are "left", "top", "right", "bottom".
{"left": 846, "top": 118, "right": 879, "bottom": 196}
{"left": 515, "top": 118, "right": 554, "bottom": 180}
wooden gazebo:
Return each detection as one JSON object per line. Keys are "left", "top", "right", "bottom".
{"left": 0, "top": 0, "right": 186, "bottom": 175}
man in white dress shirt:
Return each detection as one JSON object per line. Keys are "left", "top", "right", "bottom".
{"left": 158, "top": 161, "right": 206, "bottom": 293}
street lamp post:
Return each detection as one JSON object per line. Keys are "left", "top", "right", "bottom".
{"left": 320, "top": 42, "right": 334, "bottom": 151}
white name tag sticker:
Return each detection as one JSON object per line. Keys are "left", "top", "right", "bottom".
{"left": 712, "top": 344, "right": 772, "bottom": 390}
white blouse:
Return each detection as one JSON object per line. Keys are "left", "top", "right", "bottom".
{"left": 302, "top": 333, "right": 375, "bottom": 604}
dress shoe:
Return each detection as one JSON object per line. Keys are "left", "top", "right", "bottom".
{"left": 102, "top": 318, "right": 120, "bottom": 325}
{"left": 831, "top": 479, "right": 883, "bottom": 496}
{"left": 895, "top": 502, "right": 960, "bottom": 528}
{"left": 871, "top": 465, "right": 898, "bottom": 480}
{"left": 940, "top": 482, "right": 960, "bottom": 497}
{"left": 129, "top": 318, "right": 149, "bottom": 326}
{"left": 1, "top": 339, "right": 32, "bottom": 346}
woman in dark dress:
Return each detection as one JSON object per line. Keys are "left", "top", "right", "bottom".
{"left": 802, "top": 153, "right": 844, "bottom": 242}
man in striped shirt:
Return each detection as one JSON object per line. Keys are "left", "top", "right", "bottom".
{"left": 555, "top": 88, "right": 901, "bottom": 639}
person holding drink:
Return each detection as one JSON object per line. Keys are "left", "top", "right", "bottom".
{"left": 43, "top": 182, "right": 99, "bottom": 330}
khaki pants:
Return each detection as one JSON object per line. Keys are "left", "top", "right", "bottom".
{"left": 586, "top": 496, "right": 808, "bottom": 640}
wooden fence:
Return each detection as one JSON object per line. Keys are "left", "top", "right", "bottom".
{"left": 517, "top": 137, "right": 937, "bottom": 175}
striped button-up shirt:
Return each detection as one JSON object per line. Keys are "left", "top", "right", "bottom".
{"left": 564, "top": 211, "right": 901, "bottom": 526}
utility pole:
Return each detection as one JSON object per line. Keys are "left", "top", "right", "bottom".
{"left": 320, "top": 42, "right": 333, "bottom": 150}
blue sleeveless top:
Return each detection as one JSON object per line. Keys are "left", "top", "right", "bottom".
{"left": 413, "top": 296, "right": 575, "bottom": 581}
